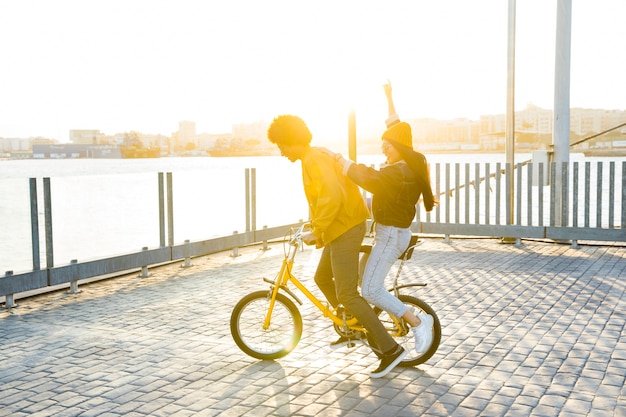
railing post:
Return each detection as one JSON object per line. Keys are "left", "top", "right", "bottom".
{"left": 3, "top": 271, "right": 16, "bottom": 309}
{"left": 44, "top": 177, "right": 54, "bottom": 283}
{"left": 251, "top": 168, "right": 257, "bottom": 232}
{"left": 608, "top": 161, "right": 615, "bottom": 228}
{"left": 139, "top": 247, "right": 150, "bottom": 278}
{"left": 475, "top": 163, "right": 481, "bottom": 224}
{"left": 231, "top": 231, "right": 240, "bottom": 257}
{"left": 538, "top": 162, "right": 544, "bottom": 226}
{"left": 505, "top": 163, "right": 513, "bottom": 226}
{"left": 501, "top": 163, "right": 517, "bottom": 244}
{"left": 622, "top": 162, "right": 626, "bottom": 230}
{"left": 596, "top": 162, "right": 603, "bottom": 228}
{"left": 182, "top": 240, "right": 192, "bottom": 268}
{"left": 68, "top": 259, "right": 80, "bottom": 293}
{"left": 550, "top": 162, "right": 557, "bottom": 226}
{"left": 244, "top": 168, "right": 258, "bottom": 233}
{"left": 484, "top": 163, "right": 491, "bottom": 225}
{"left": 495, "top": 163, "right": 502, "bottom": 225}
{"left": 261, "top": 225, "right": 270, "bottom": 251}
{"left": 561, "top": 162, "right": 569, "bottom": 227}
{"left": 167, "top": 172, "right": 174, "bottom": 247}
{"left": 29, "top": 178, "right": 41, "bottom": 271}
{"left": 158, "top": 172, "right": 165, "bottom": 247}
{"left": 245, "top": 169, "right": 251, "bottom": 232}
{"left": 527, "top": 163, "right": 533, "bottom": 227}
{"left": 572, "top": 162, "right": 579, "bottom": 228}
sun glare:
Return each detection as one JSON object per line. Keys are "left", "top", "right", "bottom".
{"left": 0, "top": 1, "right": 624, "bottom": 140}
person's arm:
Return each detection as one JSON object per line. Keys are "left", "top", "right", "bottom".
{"left": 384, "top": 81, "right": 400, "bottom": 128}
{"left": 347, "top": 162, "right": 400, "bottom": 196}
{"left": 331, "top": 151, "right": 399, "bottom": 196}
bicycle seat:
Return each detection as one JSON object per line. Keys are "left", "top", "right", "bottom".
{"left": 360, "top": 234, "right": 419, "bottom": 260}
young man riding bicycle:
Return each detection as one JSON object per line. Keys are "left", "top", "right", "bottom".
{"left": 267, "top": 114, "right": 407, "bottom": 378}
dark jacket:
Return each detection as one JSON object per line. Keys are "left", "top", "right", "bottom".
{"left": 347, "top": 161, "right": 420, "bottom": 228}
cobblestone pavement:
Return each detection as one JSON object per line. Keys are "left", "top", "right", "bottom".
{"left": 1, "top": 237, "right": 625, "bottom": 417}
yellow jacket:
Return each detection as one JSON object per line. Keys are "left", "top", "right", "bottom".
{"left": 301, "top": 147, "right": 370, "bottom": 245}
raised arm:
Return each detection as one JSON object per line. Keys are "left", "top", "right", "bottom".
{"left": 384, "top": 80, "right": 400, "bottom": 128}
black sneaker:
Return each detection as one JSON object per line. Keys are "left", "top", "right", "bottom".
{"left": 369, "top": 345, "right": 407, "bottom": 378}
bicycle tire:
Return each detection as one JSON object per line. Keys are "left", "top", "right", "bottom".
{"left": 230, "top": 290, "right": 303, "bottom": 360}
{"left": 373, "top": 294, "right": 441, "bottom": 367}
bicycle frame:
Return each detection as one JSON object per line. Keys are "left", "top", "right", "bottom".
{"left": 262, "top": 224, "right": 411, "bottom": 337}
{"left": 262, "top": 226, "right": 364, "bottom": 332}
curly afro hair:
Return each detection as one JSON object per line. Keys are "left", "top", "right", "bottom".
{"left": 267, "top": 115, "right": 312, "bottom": 146}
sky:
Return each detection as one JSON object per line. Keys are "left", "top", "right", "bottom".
{"left": 0, "top": 0, "right": 624, "bottom": 143}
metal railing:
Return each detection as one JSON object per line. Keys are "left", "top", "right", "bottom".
{"left": 2, "top": 161, "right": 625, "bottom": 308}
{"left": 416, "top": 160, "right": 625, "bottom": 244}
{"left": 1, "top": 168, "right": 303, "bottom": 307}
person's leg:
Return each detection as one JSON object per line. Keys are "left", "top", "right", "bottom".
{"left": 361, "top": 225, "right": 433, "bottom": 353}
{"left": 329, "top": 222, "right": 397, "bottom": 355}
{"left": 361, "top": 224, "right": 411, "bottom": 318}
{"left": 314, "top": 245, "right": 338, "bottom": 308}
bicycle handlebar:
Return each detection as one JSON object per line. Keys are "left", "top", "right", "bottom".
{"left": 289, "top": 222, "right": 310, "bottom": 246}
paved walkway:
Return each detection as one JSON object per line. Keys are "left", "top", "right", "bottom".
{"left": 1, "top": 237, "right": 625, "bottom": 417}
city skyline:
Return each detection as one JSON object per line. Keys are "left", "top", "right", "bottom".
{"left": 1, "top": 1, "right": 625, "bottom": 143}
{"left": 2, "top": 102, "right": 624, "bottom": 144}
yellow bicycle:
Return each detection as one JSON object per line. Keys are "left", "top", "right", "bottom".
{"left": 230, "top": 223, "right": 441, "bottom": 367}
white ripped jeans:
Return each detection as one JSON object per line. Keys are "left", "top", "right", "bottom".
{"left": 361, "top": 223, "right": 412, "bottom": 318}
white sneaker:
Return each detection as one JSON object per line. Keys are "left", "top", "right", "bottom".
{"left": 412, "top": 314, "right": 434, "bottom": 353}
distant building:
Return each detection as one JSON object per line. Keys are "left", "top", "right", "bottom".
{"left": 4, "top": 107, "right": 625, "bottom": 156}
{"left": 140, "top": 133, "right": 169, "bottom": 151}
{"left": 69, "top": 129, "right": 103, "bottom": 145}
{"left": 178, "top": 121, "right": 196, "bottom": 145}
{"left": 32, "top": 144, "right": 121, "bottom": 158}
{"left": 408, "top": 118, "right": 481, "bottom": 151}
{"left": 1, "top": 137, "right": 32, "bottom": 152}
{"left": 195, "top": 133, "right": 231, "bottom": 151}
{"left": 232, "top": 120, "right": 268, "bottom": 141}
{"left": 570, "top": 108, "right": 626, "bottom": 135}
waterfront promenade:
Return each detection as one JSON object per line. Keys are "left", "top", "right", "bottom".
{"left": 1, "top": 237, "right": 625, "bottom": 416}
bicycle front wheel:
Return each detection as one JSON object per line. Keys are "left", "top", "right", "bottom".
{"left": 230, "top": 290, "right": 303, "bottom": 360}
{"left": 374, "top": 294, "right": 441, "bottom": 367}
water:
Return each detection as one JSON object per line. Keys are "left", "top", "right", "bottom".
{"left": 0, "top": 156, "right": 309, "bottom": 273}
{"left": 1, "top": 152, "right": 621, "bottom": 274}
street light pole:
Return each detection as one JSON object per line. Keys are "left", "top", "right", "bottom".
{"left": 505, "top": 0, "right": 516, "bottom": 232}
{"left": 553, "top": 0, "right": 572, "bottom": 226}
{"left": 348, "top": 108, "right": 357, "bottom": 162}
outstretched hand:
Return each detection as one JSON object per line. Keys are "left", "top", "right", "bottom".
{"left": 383, "top": 79, "right": 397, "bottom": 119}
{"left": 383, "top": 80, "right": 392, "bottom": 98}
{"left": 317, "top": 147, "right": 349, "bottom": 175}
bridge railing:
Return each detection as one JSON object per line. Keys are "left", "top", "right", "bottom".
{"left": 2, "top": 160, "right": 625, "bottom": 307}
{"left": 415, "top": 160, "right": 625, "bottom": 244}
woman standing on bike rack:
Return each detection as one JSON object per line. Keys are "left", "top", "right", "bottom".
{"left": 267, "top": 114, "right": 409, "bottom": 378}
{"left": 325, "top": 81, "right": 437, "bottom": 354}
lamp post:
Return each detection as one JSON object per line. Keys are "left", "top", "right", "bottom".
{"left": 502, "top": 0, "right": 516, "bottom": 243}
{"left": 552, "top": 0, "right": 572, "bottom": 226}
{"left": 348, "top": 108, "right": 357, "bottom": 162}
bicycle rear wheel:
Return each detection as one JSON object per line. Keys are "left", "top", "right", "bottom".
{"left": 230, "top": 290, "right": 303, "bottom": 360}
{"left": 373, "top": 294, "right": 441, "bottom": 367}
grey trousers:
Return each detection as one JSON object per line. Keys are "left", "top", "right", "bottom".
{"left": 314, "top": 222, "right": 398, "bottom": 355}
